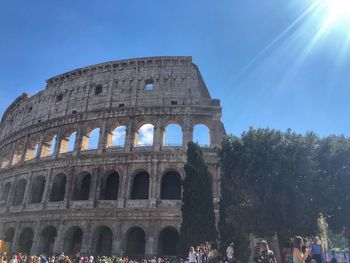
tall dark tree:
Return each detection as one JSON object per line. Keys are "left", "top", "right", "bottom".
{"left": 219, "top": 128, "right": 320, "bottom": 261}
{"left": 178, "top": 142, "right": 217, "bottom": 257}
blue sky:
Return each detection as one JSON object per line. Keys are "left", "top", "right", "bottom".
{"left": 1, "top": 0, "right": 350, "bottom": 137}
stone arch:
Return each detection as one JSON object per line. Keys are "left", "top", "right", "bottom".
{"left": 100, "top": 171, "right": 119, "bottom": 200}
{"left": 12, "top": 178, "right": 27, "bottom": 205}
{"left": 135, "top": 123, "right": 154, "bottom": 147}
{"left": 0, "top": 182, "right": 11, "bottom": 203}
{"left": 130, "top": 171, "right": 150, "bottom": 200}
{"left": 73, "top": 171, "right": 92, "bottom": 201}
{"left": 160, "top": 171, "right": 182, "bottom": 200}
{"left": 18, "top": 227, "right": 34, "bottom": 254}
{"left": 125, "top": 226, "right": 146, "bottom": 258}
{"left": 30, "top": 175, "right": 46, "bottom": 203}
{"left": 107, "top": 125, "right": 127, "bottom": 148}
{"left": 60, "top": 129, "right": 77, "bottom": 154}
{"left": 38, "top": 226, "right": 57, "bottom": 254}
{"left": 25, "top": 134, "right": 40, "bottom": 161}
{"left": 158, "top": 226, "right": 179, "bottom": 256}
{"left": 93, "top": 225, "right": 113, "bottom": 256}
{"left": 49, "top": 173, "right": 66, "bottom": 202}
{"left": 3, "top": 227, "right": 15, "bottom": 244}
{"left": 12, "top": 138, "right": 26, "bottom": 165}
{"left": 41, "top": 132, "right": 57, "bottom": 158}
{"left": 81, "top": 124, "right": 101, "bottom": 151}
{"left": 1, "top": 144, "right": 12, "bottom": 168}
{"left": 63, "top": 226, "right": 83, "bottom": 255}
{"left": 163, "top": 123, "right": 183, "bottom": 146}
{"left": 193, "top": 123, "right": 211, "bottom": 146}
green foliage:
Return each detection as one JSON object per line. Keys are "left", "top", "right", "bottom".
{"left": 178, "top": 142, "right": 217, "bottom": 257}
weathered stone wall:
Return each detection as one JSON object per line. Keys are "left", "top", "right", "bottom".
{"left": 0, "top": 56, "right": 225, "bottom": 256}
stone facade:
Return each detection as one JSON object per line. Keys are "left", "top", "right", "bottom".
{"left": 0, "top": 56, "right": 225, "bottom": 257}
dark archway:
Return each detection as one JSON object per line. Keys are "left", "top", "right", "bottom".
{"left": 125, "top": 227, "right": 146, "bottom": 258}
{"left": 18, "top": 227, "right": 34, "bottom": 254}
{"left": 12, "top": 179, "right": 27, "bottom": 206}
{"left": 131, "top": 172, "right": 150, "bottom": 199}
{"left": 63, "top": 226, "right": 83, "bottom": 255}
{"left": 158, "top": 227, "right": 179, "bottom": 256}
{"left": 93, "top": 226, "right": 113, "bottom": 256}
{"left": 38, "top": 226, "right": 57, "bottom": 254}
{"left": 3, "top": 228, "right": 15, "bottom": 243}
{"left": 1, "top": 182, "right": 11, "bottom": 203}
{"left": 49, "top": 173, "right": 66, "bottom": 202}
{"left": 101, "top": 172, "right": 119, "bottom": 200}
{"left": 73, "top": 172, "right": 91, "bottom": 201}
{"left": 30, "top": 176, "right": 46, "bottom": 203}
{"left": 160, "top": 171, "right": 182, "bottom": 200}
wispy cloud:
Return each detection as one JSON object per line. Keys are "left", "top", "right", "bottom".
{"left": 112, "top": 126, "right": 126, "bottom": 146}
{"left": 138, "top": 124, "right": 154, "bottom": 146}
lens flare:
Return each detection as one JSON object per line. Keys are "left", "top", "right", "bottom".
{"left": 324, "top": 0, "right": 350, "bottom": 27}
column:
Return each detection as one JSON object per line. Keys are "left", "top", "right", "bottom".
{"left": 53, "top": 128, "right": 64, "bottom": 157}
{"left": 30, "top": 223, "right": 41, "bottom": 254}
{"left": 124, "top": 118, "right": 135, "bottom": 152}
{"left": 10, "top": 222, "right": 21, "bottom": 253}
{"left": 22, "top": 172, "right": 33, "bottom": 207}
{"left": 80, "top": 222, "right": 91, "bottom": 254}
{"left": 149, "top": 161, "right": 158, "bottom": 208}
{"left": 153, "top": 117, "right": 163, "bottom": 151}
{"left": 53, "top": 224, "right": 65, "bottom": 254}
{"left": 19, "top": 135, "right": 30, "bottom": 164}
{"left": 97, "top": 119, "right": 108, "bottom": 154}
{"left": 73, "top": 126, "right": 83, "bottom": 157}
{"left": 35, "top": 133, "right": 45, "bottom": 160}
{"left": 41, "top": 169, "right": 53, "bottom": 205}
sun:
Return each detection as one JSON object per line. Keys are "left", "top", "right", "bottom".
{"left": 324, "top": 0, "right": 350, "bottom": 25}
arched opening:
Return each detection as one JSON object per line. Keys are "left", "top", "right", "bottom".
{"left": 163, "top": 124, "right": 182, "bottom": 146}
{"left": 1, "top": 144, "right": 13, "bottom": 168}
{"left": 131, "top": 172, "right": 150, "bottom": 199}
{"left": 73, "top": 172, "right": 91, "bottom": 201}
{"left": 135, "top": 124, "right": 154, "bottom": 146}
{"left": 1, "top": 182, "right": 11, "bottom": 203}
{"left": 86, "top": 128, "right": 100, "bottom": 150}
{"left": 49, "top": 173, "right": 66, "bottom": 202}
{"left": 12, "top": 139, "right": 25, "bottom": 165}
{"left": 60, "top": 131, "right": 76, "bottom": 154}
{"left": 100, "top": 172, "right": 119, "bottom": 200}
{"left": 18, "top": 227, "right": 34, "bottom": 254}
{"left": 161, "top": 171, "right": 182, "bottom": 200}
{"left": 30, "top": 176, "right": 46, "bottom": 203}
{"left": 12, "top": 179, "right": 27, "bottom": 206}
{"left": 63, "top": 226, "right": 83, "bottom": 255}
{"left": 158, "top": 227, "right": 179, "bottom": 256}
{"left": 25, "top": 136, "right": 40, "bottom": 161}
{"left": 41, "top": 133, "right": 57, "bottom": 158}
{"left": 38, "top": 226, "right": 57, "bottom": 254}
{"left": 125, "top": 227, "right": 146, "bottom": 258}
{"left": 193, "top": 124, "right": 210, "bottom": 147}
{"left": 107, "top": 126, "right": 126, "bottom": 147}
{"left": 3, "top": 228, "right": 15, "bottom": 243}
{"left": 93, "top": 226, "right": 113, "bottom": 256}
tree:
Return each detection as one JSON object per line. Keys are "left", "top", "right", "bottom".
{"left": 178, "top": 142, "right": 217, "bottom": 257}
{"left": 219, "top": 128, "right": 321, "bottom": 260}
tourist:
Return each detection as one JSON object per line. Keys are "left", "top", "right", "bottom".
{"left": 310, "top": 238, "right": 323, "bottom": 263}
{"left": 188, "top": 246, "right": 197, "bottom": 263}
{"left": 225, "top": 243, "right": 235, "bottom": 263}
{"left": 208, "top": 242, "right": 218, "bottom": 263}
{"left": 293, "top": 236, "right": 310, "bottom": 263}
{"left": 255, "top": 241, "right": 276, "bottom": 263}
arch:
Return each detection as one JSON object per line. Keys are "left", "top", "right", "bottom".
{"left": 63, "top": 226, "right": 83, "bottom": 255}
{"left": 193, "top": 124, "right": 211, "bottom": 146}
{"left": 30, "top": 176, "right": 46, "bottom": 203}
{"left": 12, "top": 139, "right": 25, "bottom": 165}
{"left": 107, "top": 126, "right": 127, "bottom": 147}
{"left": 125, "top": 227, "right": 146, "bottom": 258}
{"left": 41, "top": 133, "right": 57, "bottom": 158}
{"left": 0, "top": 182, "right": 11, "bottom": 203}
{"left": 130, "top": 171, "right": 150, "bottom": 199}
{"left": 73, "top": 172, "right": 92, "bottom": 201}
{"left": 38, "top": 226, "right": 57, "bottom": 254}
{"left": 86, "top": 128, "right": 100, "bottom": 150}
{"left": 50, "top": 173, "right": 66, "bottom": 202}
{"left": 161, "top": 171, "right": 182, "bottom": 200}
{"left": 25, "top": 135, "right": 40, "bottom": 161}
{"left": 135, "top": 124, "right": 154, "bottom": 146}
{"left": 3, "top": 227, "right": 15, "bottom": 243}
{"left": 12, "top": 179, "right": 27, "bottom": 205}
{"left": 163, "top": 124, "right": 182, "bottom": 146}
{"left": 100, "top": 171, "right": 119, "bottom": 200}
{"left": 18, "top": 227, "right": 34, "bottom": 254}
{"left": 60, "top": 131, "right": 76, "bottom": 154}
{"left": 158, "top": 227, "right": 179, "bottom": 256}
{"left": 93, "top": 226, "right": 113, "bottom": 256}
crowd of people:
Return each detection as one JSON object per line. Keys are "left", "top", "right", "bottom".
{"left": 0, "top": 236, "right": 329, "bottom": 263}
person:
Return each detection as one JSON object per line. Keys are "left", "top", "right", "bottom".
{"left": 226, "top": 243, "right": 235, "bottom": 263}
{"left": 293, "top": 236, "right": 310, "bottom": 263}
{"left": 255, "top": 241, "right": 276, "bottom": 263}
{"left": 189, "top": 246, "right": 197, "bottom": 263}
{"left": 310, "top": 238, "right": 323, "bottom": 263}
{"left": 208, "top": 242, "right": 218, "bottom": 263}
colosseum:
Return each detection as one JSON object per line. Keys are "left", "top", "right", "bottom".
{"left": 0, "top": 56, "right": 225, "bottom": 257}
